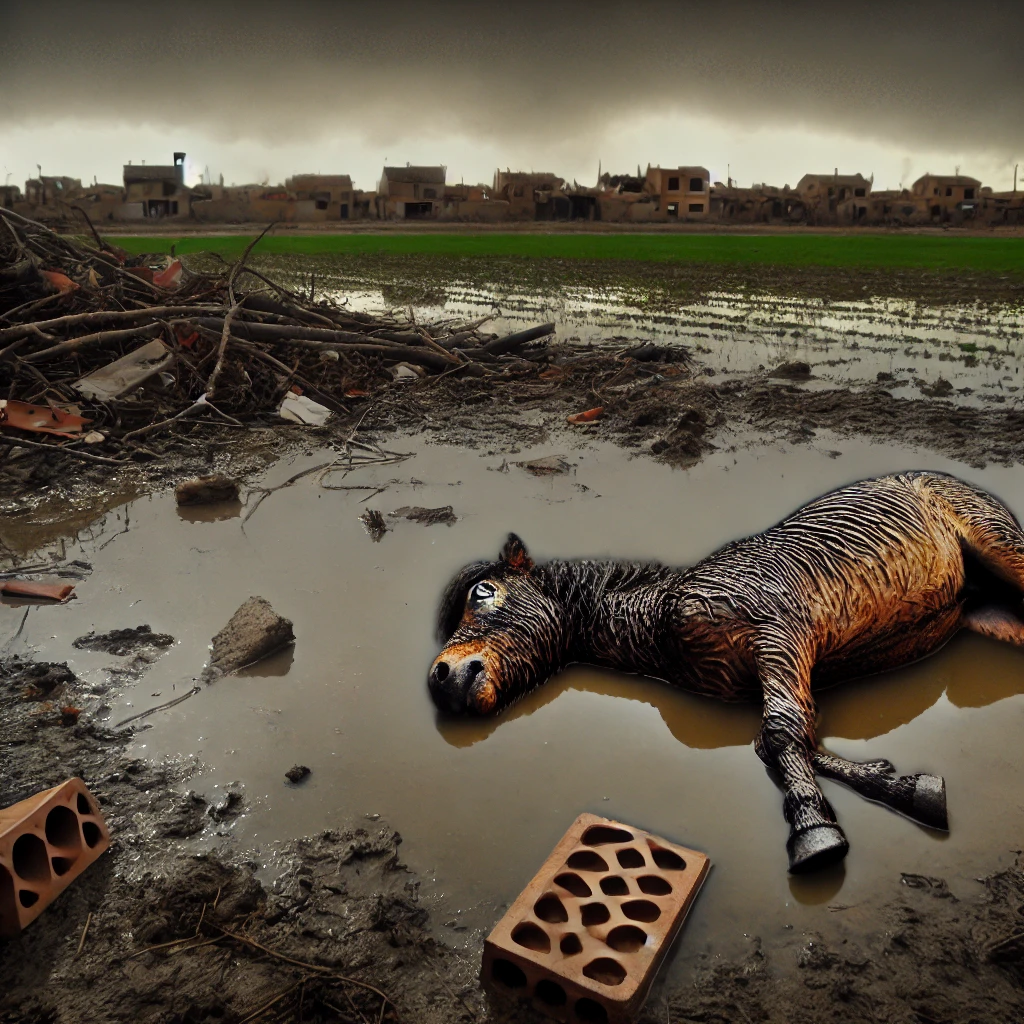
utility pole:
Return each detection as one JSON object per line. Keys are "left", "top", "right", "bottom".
{"left": 1015, "top": 163, "right": 1019, "bottom": 193}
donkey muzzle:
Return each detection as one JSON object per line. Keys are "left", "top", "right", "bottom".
{"left": 428, "top": 651, "right": 497, "bottom": 714}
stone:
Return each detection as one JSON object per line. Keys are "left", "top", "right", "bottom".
{"left": 204, "top": 597, "right": 294, "bottom": 681}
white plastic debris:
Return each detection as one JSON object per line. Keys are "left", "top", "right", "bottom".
{"left": 278, "top": 393, "right": 332, "bottom": 426}
{"left": 390, "top": 363, "right": 424, "bottom": 381}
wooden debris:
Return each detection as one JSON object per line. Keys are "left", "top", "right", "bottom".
{"left": 0, "top": 209, "right": 561, "bottom": 473}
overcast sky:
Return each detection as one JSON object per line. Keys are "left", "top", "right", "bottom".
{"left": 1, "top": 0, "right": 1020, "bottom": 193}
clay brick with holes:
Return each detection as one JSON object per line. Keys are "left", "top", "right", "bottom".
{"left": 0, "top": 778, "right": 110, "bottom": 938}
{"left": 482, "top": 813, "right": 710, "bottom": 1024}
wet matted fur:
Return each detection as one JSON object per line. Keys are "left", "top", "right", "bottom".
{"left": 429, "top": 471, "right": 1024, "bottom": 872}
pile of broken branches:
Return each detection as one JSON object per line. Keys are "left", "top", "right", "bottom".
{"left": 0, "top": 208, "right": 556, "bottom": 472}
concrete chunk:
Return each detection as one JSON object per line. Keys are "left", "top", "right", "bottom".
{"left": 204, "top": 596, "right": 294, "bottom": 681}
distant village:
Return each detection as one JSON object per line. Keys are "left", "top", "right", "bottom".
{"left": 3, "top": 153, "right": 1022, "bottom": 227}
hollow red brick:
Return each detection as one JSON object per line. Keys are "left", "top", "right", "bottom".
{"left": 0, "top": 778, "right": 110, "bottom": 938}
{"left": 482, "top": 813, "right": 710, "bottom": 1024}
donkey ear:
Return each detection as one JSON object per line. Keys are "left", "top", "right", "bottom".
{"left": 500, "top": 533, "right": 534, "bottom": 571}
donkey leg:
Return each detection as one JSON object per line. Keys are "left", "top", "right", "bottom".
{"left": 810, "top": 751, "right": 948, "bottom": 830}
{"left": 754, "top": 651, "right": 849, "bottom": 873}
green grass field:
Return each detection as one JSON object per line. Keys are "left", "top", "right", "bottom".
{"left": 105, "top": 232, "right": 1024, "bottom": 273}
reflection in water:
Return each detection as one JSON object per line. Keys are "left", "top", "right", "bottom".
{"left": 435, "top": 667, "right": 761, "bottom": 750}
{"left": 0, "top": 486, "right": 140, "bottom": 554}
{"left": 437, "top": 630, "right": 1024, "bottom": 753}
{"left": 254, "top": 253, "right": 1024, "bottom": 412}
{"left": 234, "top": 646, "right": 296, "bottom": 678}
{"left": 788, "top": 860, "right": 846, "bottom": 906}
{"left": 819, "top": 631, "right": 1024, "bottom": 741}
{"left": 176, "top": 500, "right": 243, "bottom": 523}
{"left": 8, "top": 432, "right": 1024, "bottom": 984}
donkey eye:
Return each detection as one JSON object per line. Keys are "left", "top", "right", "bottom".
{"left": 469, "top": 581, "right": 497, "bottom": 608}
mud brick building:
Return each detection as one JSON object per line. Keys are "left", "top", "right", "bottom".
{"left": 122, "top": 153, "right": 195, "bottom": 220}
{"left": 644, "top": 166, "right": 711, "bottom": 219}
{"left": 23, "top": 176, "right": 81, "bottom": 207}
{"left": 795, "top": 171, "right": 872, "bottom": 223}
{"left": 438, "top": 182, "right": 509, "bottom": 222}
{"left": 708, "top": 182, "right": 808, "bottom": 224}
{"left": 911, "top": 173, "right": 984, "bottom": 223}
{"left": 377, "top": 166, "right": 447, "bottom": 219}
{"left": 285, "top": 174, "right": 355, "bottom": 220}
{"left": 493, "top": 170, "right": 566, "bottom": 220}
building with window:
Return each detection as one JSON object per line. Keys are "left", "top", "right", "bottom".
{"left": 796, "top": 171, "right": 872, "bottom": 223}
{"left": 285, "top": 174, "right": 354, "bottom": 219}
{"left": 492, "top": 170, "right": 565, "bottom": 220}
{"left": 911, "top": 173, "right": 983, "bottom": 222}
{"left": 644, "top": 166, "right": 711, "bottom": 219}
{"left": 122, "top": 153, "right": 194, "bottom": 219}
{"left": 377, "top": 166, "right": 446, "bottom": 219}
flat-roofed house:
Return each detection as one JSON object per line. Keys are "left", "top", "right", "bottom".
{"left": 645, "top": 166, "right": 711, "bottom": 219}
{"left": 122, "top": 153, "right": 194, "bottom": 219}
{"left": 377, "top": 166, "right": 446, "bottom": 219}
{"left": 285, "top": 174, "right": 354, "bottom": 220}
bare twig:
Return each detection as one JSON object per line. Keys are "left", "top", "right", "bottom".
{"left": 205, "top": 300, "right": 243, "bottom": 401}
{"left": 0, "top": 436, "right": 130, "bottom": 465}
{"left": 75, "top": 912, "right": 93, "bottom": 957}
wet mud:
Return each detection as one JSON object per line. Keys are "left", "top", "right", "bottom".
{"left": 3, "top": 259, "right": 1024, "bottom": 1023}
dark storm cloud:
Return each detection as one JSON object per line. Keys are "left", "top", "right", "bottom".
{"left": 1, "top": 0, "right": 1020, "bottom": 158}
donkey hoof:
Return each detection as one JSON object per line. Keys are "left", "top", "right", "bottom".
{"left": 911, "top": 774, "right": 948, "bottom": 830}
{"left": 787, "top": 825, "right": 849, "bottom": 874}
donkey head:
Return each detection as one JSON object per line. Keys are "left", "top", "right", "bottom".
{"left": 428, "top": 534, "right": 566, "bottom": 715}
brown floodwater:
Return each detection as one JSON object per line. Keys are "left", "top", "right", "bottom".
{"left": 4, "top": 432, "right": 1024, "bottom": 988}
{"left": 257, "top": 254, "right": 1024, "bottom": 411}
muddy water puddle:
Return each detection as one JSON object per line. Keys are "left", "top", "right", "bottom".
{"left": 5, "top": 434, "right": 1024, "bottom": 986}
{"left": 256, "top": 254, "right": 1024, "bottom": 409}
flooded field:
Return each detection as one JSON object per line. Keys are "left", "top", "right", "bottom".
{"left": 255, "top": 253, "right": 1024, "bottom": 409}
{"left": 6, "top": 429, "right": 1024, "bottom": 991}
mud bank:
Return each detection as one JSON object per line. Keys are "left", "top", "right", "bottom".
{"left": 2, "top": 654, "right": 1023, "bottom": 1023}
{"left": 0, "top": 656, "right": 479, "bottom": 1024}
{"left": 4, "top": 271, "right": 1024, "bottom": 1022}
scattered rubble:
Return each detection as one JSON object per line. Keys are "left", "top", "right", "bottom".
{"left": 360, "top": 508, "right": 388, "bottom": 541}
{"left": 517, "top": 455, "right": 573, "bottom": 476}
{"left": 0, "top": 778, "right": 110, "bottom": 938}
{"left": 0, "top": 580, "right": 75, "bottom": 602}
{"left": 391, "top": 505, "right": 458, "bottom": 526}
{"left": 768, "top": 360, "right": 813, "bottom": 380}
{"left": 174, "top": 474, "right": 240, "bottom": 506}
{"left": 0, "top": 210, "right": 557, "bottom": 490}
{"left": 278, "top": 391, "right": 333, "bottom": 425}
{"left": 72, "top": 625, "right": 174, "bottom": 657}
{"left": 204, "top": 596, "right": 295, "bottom": 681}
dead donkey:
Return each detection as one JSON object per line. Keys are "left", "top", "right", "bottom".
{"left": 429, "top": 470, "right": 1024, "bottom": 873}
